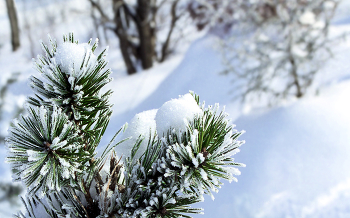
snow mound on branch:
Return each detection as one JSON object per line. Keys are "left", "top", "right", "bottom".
{"left": 155, "top": 93, "right": 203, "bottom": 137}
{"left": 116, "top": 94, "right": 203, "bottom": 161}
{"left": 54, "top": 42, "right": 96, "bottom": 76}
{"left": 116, "top": 109, "right": 157, "bottom": 161}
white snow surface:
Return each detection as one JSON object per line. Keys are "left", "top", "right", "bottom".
{"left": 155, "top": 93, "right": 203, "bottom": 137}
{"left": 193, "top": 81, "right": 350, "bottom": 217}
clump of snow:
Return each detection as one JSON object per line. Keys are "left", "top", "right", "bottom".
{"left": 54, "top": 42, "right": 96, "bottom": 76}
{"left": 155, "top": 93, "right": 203, "bottom": 137}
{"left": 115, "top": 94, "right": 203, "bottom": 162}
{"left": 299, "top": 11, "right": 316, "bottom": 25}
{"left": 324, "top": 1, "right": 336, "bottom": 9}
{"left": 313, "top": 21, "right": 326, "bottom": 29}
{"left": 291, "top": 44, "right": 308, "bottom": 58}
{"left": 116, "top": 109, "right": 158, "bottom": 162}
{"left": 257, "top": 33, "right": 269, "bottom": 42}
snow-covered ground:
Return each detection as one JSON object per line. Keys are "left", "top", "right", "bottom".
{"left": 193, "top": 80, "right": 350, "bottom": 217}
{"left": 1, "top": 1, "right": 350, "bottom": 217}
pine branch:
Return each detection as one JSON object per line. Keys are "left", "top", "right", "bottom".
{"left": 6, "top": 33, "right": 114, "bottom": 217}
{"left": 7, "top": 34, "right": 245, "bottom": 218}
{"left": 97, "top": 93, "right": 244, "bottom": 217}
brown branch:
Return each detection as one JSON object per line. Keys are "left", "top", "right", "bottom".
{"left": 82, "top": 178, "right": 94, "bottom": 204}
{"left": 151, "top": 0, "right": 166, "bottom": 24}
{"left": 287, "top": 32, "right": 303, "bottom": 98}
{"left": 160, "top": 0, "right": 180, "bottom": 62}
{"left": 89, "top": 0, "right": 112, "bottom": 23}
{"left": 90, "top": 158, "right": 104, "bottom": 195}
{"left": 113, "top": 0, "right": 137, "bottom": 74}
{"left": 123, "top": 3, "right": 137, "bottom": 23}
{"left": 104, "top": 155, "right": 122, "bottom": 203}
{"left": 72, "top": 189, "right": 90, "bottom": 218}
{"left": 5, "top": 0, "right": 20, "bottom": 51}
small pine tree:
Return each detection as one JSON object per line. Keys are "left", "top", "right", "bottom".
{"left": 5, "top": 33, "right": 245, "bottom": 218}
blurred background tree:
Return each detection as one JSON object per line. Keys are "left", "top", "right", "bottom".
{"left": 185, "top": 0, "right": 340, "bottom": 105}
{"left": 89, "top": 0, "right": 189, "bottom": 74}
{"left": 5, "top": 0, "right": 20, "bottom": 51}
{"left": 215, "top": 0, "right": 340, "bottom": 105}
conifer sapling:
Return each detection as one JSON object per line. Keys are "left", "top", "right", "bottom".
{"left": 6, "top": 33, "right": 245, "bottom": 217}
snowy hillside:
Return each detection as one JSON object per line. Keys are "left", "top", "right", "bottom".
{"left": 1, "top": 0, "right": 350, "bottom": 217}
{"left": 194, "top": 80, "right": 350, "bottom": 217}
